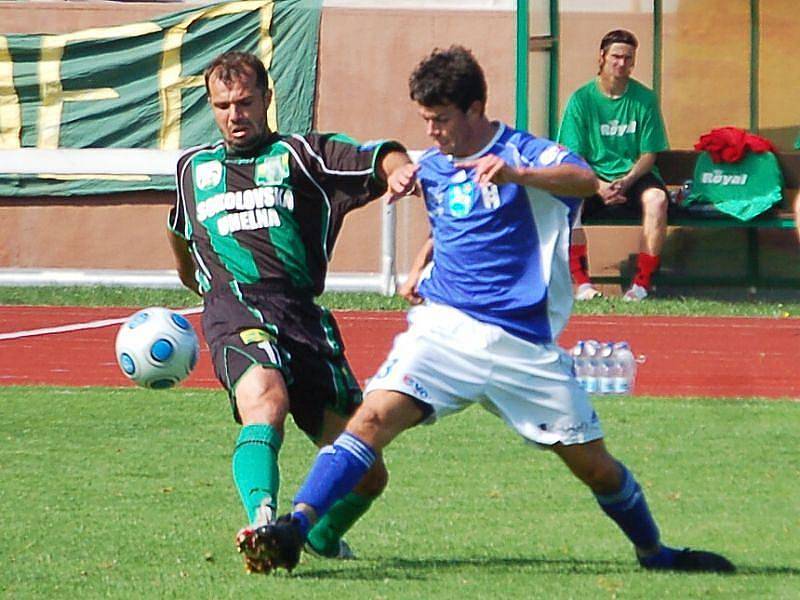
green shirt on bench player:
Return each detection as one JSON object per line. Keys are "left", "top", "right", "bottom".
{"left": 558, "top": 78, "right": 668, "bottom": 182}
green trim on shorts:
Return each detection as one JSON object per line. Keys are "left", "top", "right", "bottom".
{"left": 229, "top": 280, "right": 282, "bottom": 334}
{"left": 326, "top": 359, "right": 349, "bottom": 412}
{"left": 318, "top": 306, "right": 342, "bottom": 355}
{"left": 230, "top": 280, "right": 263, "bottom": 322}
{"left": 223, "top": 345, "right": 292, "bottom": 399}
{"left": 325, "top": 358, "right": 362, "bottom": 416}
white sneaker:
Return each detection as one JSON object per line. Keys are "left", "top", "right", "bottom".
{"left": 575, "top": 283, "right": 603, "bottom": 301}
{"left": 622, "top": 283, "right": 648, "bottom": 302}
{"left": 304, "top": 538, "right": 356, "bottom": 560}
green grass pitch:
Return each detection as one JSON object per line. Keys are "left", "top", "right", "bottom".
{"left": 3, "top": 285, "right": 800, "bottom": 318}
{"left": 1, "top": 387, "right": 798, "bottom": 598}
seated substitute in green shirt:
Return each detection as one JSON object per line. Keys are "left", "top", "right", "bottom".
{"left": 558, "top": 29, "right": 669, "bottom": 302}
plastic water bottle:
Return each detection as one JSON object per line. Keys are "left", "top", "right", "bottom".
{"left": 571, "top": 341, "right": 589, "bottom": 391}
{"left": 682, "top": 179, "right": 693, "bottom": 200}
{"left": 598, "top": 343, "right": 615, "bottom": 394}
{"left": 583, "top": 340, "right": 600, "bottom": 393}
{"left": 670, "top": 179, "right": 694, "bottom": 206}
{"left": 612, "top": 342, "right": 636, "bottom": 394}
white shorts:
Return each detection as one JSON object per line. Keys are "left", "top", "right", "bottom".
{"left": 365, "top": 302, "right": 603, "bottom": 446}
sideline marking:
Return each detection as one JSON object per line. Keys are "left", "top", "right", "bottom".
{"left": 0, "top": 307, "right": 203, "bottom": 341}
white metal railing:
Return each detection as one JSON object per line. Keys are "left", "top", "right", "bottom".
{"left": 0, "top": 149, "right": 181, "bottom": 175}
{"left": 0, "top": 148, "right": 410, "bottom": 295}
{"left": 0, "top": 267, "right": 398, "bottom": 294}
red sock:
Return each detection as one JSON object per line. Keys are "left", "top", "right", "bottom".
{"left": 633, "top": 253, "right": 661, "bottom": 289}
{"left": 569, "top": 244, "right": 591, "bottom": 285}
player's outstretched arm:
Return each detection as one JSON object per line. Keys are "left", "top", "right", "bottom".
{"left": 376, "top": 150, "right": 421, "bottom": 203}
{"left": 519, "top": 163, "right": 599, "bottom": 197}
{"left": 398, "top": 237, "right": 433, "bottom": 305}
{"left": 168, "top": 230, "right": 201, "bottom": 296}
{"left": 458, "top": 155, "right": 598, "bottom": 198}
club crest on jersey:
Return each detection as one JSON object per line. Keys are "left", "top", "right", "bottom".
{"left": 195, "top": 160, "right": 223, "bottom": 190}
{"left": 255, "top": 154, "right": 289, "bottom": 186}
{"left": 538, "top": 144, "right": 568, "bottom": 166}
{"left": 448, "top": 180, "right": 475, "bottom": 218}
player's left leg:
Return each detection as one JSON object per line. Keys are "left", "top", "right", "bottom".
{"left": 625, "top": 184, "right": 668, "bottom": 301}
{"left": 258, "top": 390, "right": 425, "bottom": 572}
{"left": 551, "top": 440, "right": 735, "bottom": 572}
{"left": 485, "top": 333, "right": 733, "bottom": 573}
{"left": 304, "top": 408, "right": 389, "bottom": 559}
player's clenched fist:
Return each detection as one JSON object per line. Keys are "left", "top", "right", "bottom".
{"left": 384, "top": 162, "right": 421, "bottom": 203}
{"left": 457, "top": 154, "right": 516, "bottom": 186}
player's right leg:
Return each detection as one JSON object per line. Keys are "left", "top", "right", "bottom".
{"left": 201, "top": 291, "right": 300, "bottom": 573}
{"left": 205, "top": 320, "right": 292, "bottom": 573}
{"left": 794, "top": 189, "right": 800, "bottom": 244}
{"left": 569, "top": 211, "right": 602, "bottom": 301}
{"left": 232, "top": 365, "right": 291, "bottom": 574}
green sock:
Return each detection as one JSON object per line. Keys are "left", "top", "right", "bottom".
{"left": 306, "top": 492, "right": 375, "bottom": 556}
{"left": 232, "top": 424, "right": 282, "bottom": 524}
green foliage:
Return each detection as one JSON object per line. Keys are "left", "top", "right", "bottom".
{"left": 1, "top": 388, "right": 797, "bottom": 598}
{"left": 3, "top": 285, "right": 800, "bottom": 317}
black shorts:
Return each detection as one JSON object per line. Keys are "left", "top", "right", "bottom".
{"left": 581, "top": 172, "right": 667, "bottom": 220}
{"left": 201, "top": 290, "right": 361, "bottom": 439}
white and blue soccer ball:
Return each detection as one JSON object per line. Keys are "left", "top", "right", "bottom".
{"left": 115, "top": 307, "right": 199, "bottom": 389}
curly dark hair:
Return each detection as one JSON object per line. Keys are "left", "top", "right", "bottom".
{"left": 408, "top": 45, "right": 487, "bottom": 113}
{"left": 204, "top": 51, "right": 268, "bottom": 96}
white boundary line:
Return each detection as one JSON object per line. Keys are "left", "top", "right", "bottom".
{"left": 0, "top": 306, "right": 203, "bottom": 341}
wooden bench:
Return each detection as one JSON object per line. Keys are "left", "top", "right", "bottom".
{"left": 582, "top": 150, "right": 800, "bottom": 288}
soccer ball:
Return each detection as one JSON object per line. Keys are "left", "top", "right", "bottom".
{"left": 115, "top": 307, "right": 200, "bottom": 389}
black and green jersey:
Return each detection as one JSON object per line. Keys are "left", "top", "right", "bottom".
{"left": 169, "top": 132, "right": 402, "bottom": 297}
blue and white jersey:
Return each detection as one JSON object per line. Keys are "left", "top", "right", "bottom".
{"left": 416, "top": 122, "right": 588, "bottom": 344}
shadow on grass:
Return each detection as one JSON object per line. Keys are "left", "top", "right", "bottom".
{"left": 290, "top": 556, "right": 800, "bottom": 581}
{"left": 733, "top": 565, "right": 800, "bottom": 576}
{"left": 292, "top": 555, "right": 631, "bottom": 580}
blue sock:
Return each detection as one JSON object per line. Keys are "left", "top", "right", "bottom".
{"left": 595, "top": 463, "right": 660, "bottom": 551}
{"left": 292, "top": 432, "right": 376, "bottom": 539}
{"left": 291, "top": 511, "right": 313, "bottom": 539}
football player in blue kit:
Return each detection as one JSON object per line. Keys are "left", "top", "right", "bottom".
{"left": 254, "top": 45, "right": 735, "bottom": 574}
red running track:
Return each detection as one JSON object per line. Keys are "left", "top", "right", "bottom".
{"left": 1, "top": 306, "right": 799, "bottom": 398}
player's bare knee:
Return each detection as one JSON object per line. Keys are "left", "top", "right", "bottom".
{"left": 642, "top": 188, "right": 668, "bottom": 217}
{"left": 236, "top": 387, "right": 289, "bottom": 425}
{"left": 235, "top": 366, "right": 289, "bottom": 425}
{"left": 348, "top": 404, "right": 386, "bottom": 440}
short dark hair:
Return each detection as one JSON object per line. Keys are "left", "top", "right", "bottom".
{"left": 600, "top": 29, "right": 639, "bottom": 52}
{"left": 204, "top": 51, "right": 268, "bottom": 96}
{"left": 408, "top": 45, "right": 487, "bottom": 113}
